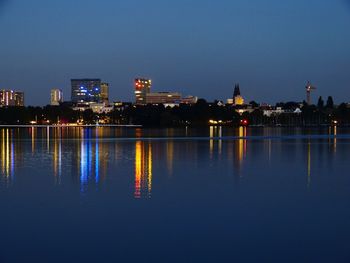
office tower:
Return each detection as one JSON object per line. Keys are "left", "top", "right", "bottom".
{"left": 71, "top": 79, "right": 102, "bottom": 103}
{"left": 50, "top": 89, "right": 63, "bottom": 106}
{"left": 134, "top": 78, "right": 151, "bottom": 104}
{"left": 14, "top": 92, "right": 24, "bottom": 106}
{"left": 233, "top": 84, "right": 244, "bottom": 105}
{"left": 0, "top": 90, "right": 15, "bottom": 106}
{"left": 101, "top": 82, "right": 109, "bottom": 104}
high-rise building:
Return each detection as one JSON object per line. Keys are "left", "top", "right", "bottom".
{"left": 0, "top": 90, "right": 24, "bottom": 107}
{"left": 50, "top": 89, "right": 63, "bottom": 106}
{"left": 101, "top": 82, "right": 109, "bottom": 104}
{"left": 134, "top": 78, "right": 151, "bottom": 104}
{"left": 0, "top": 90, "right": 15, "bottom": 106}
{"left": 71, "top": 79, "right": 102, "bottom": 103}
{"left": 14, "top": 92, "right": 24, "bottom": 106}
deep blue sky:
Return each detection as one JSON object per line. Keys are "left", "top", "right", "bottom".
{"left": 0, "top": 0, "right": 350, "bottom": 105}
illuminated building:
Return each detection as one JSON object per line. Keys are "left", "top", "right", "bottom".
{"left": 145, "top": 92, "right": 182, "bottom": 104}
{"left": 71, "top": 79, "right": 102, "bottom": 103}
{"left": 89, "top": 103, "right": 114, "bottom": 114}
{"left": 0, "top": 90, "right": 24, "bottom": 107}
{"left": 101, "top": 82, "right": 109, "bottom": 104}
{"left": 50, "top": 89, "right": 63, "bottom": 106}
{"left": 134, "top": 78, "right": 151, "bottom": 104}
{"left": 180, "top": 96, "right": 198, "bottom": 104}
{"left": 226, "top": 98, "right": 234, "bottom": 105}
{"left": 14, "top": 92, "right": 24, "bottom": 106}
{"left": 0, "top": 90, "right": 15, "bottom": 106}
{"left": 233, "top": 84, "right": 244, "bottom": 106}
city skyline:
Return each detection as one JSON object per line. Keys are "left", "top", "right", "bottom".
{"left": 0, "top": 0, "right": 349, "bottom": 105}
{"left": 0, "top": 77, "right": 341, "bottom": 107}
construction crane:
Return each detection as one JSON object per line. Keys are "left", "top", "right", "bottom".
{"left": 305, "top": 81, "right": 316, "bottom": 105}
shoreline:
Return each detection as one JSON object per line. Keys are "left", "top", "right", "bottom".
{"left": 0, "top": 124, "right": 142, "bottom": 128}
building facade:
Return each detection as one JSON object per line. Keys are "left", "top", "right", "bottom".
{"left": 0, "top": 90, "right": 15, "bottom": 106}
{"left": 0, "top": 90, "right": 24, "bottom": 107}
{"left": 145, "top": 92, "right": 182, "bottom": 104}
{"left": 50, "top": 89, "right": 63, "bottom": 106}
{"left": 71, "top": 79, "right": 102, "bottom": 103}
{"left": 180, "top": 96, "right": 198, "bottom": 104}
{"left": 233, "top": 84, "right": 244, "bottom": 106}
{"left": 101, "top": 82, "right": 109, "bottom": 104}
{"left": 14, "top": 92, "right": 24, "bottom": 106}
{"left": 134, "top": 78, "right": 151, "bottom": 104}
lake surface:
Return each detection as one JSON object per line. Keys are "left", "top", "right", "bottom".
{"left": 0, "top": 126, "right": 350, "bottom": 262}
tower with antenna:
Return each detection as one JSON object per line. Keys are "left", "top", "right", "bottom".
{"left": 305, "top": 81, "right": 316, "bottom": 105}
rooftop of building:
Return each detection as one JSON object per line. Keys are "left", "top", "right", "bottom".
{"left": 71, "top": 79, "right": 101, "bottom": 82}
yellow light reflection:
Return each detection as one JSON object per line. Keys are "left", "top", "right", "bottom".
{"left": 218, "top": 126, "right": 222, "bottom": 155}
{"left": 31, "top": 127, "right": 35, "bottom": 153}
{"left": 209, "top": 126, "right": 214, "bottom": 158}
{"left": 148, "top": 143, "right": 152, "bottom": 195}
{"left": 234, "top": 127, "right": 247, "bottom": 178}
{"left": 238, "top": 127, "right": 247, "bottom": 164}
{"left": 47, "top": 126, "right": 50, "bottom": 152}
{"left": 53, "top": 128, "right": 62, "bottom": 184}
{"left": 0, "top": 129, "right": 15, "bottom": 186}
{"left": 209, "top": 126, "right": 222, "bottom": 158}
{"left": 167, "top": 140, "right": 174, "bottom": 175}
{"left": 134, "top": 141, "right": 153, "bottom": 199}
{"left": 135, "top": 141, "right": 142, "bottom": 198}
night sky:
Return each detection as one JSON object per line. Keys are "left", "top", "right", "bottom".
{"left": 0, "top": 0, "right": 349, "bottom": 105}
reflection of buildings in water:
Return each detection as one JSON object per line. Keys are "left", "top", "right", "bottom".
{"left": 134, "top": 141, "right": 153, "bottom": 199}
{"left": 135, "top": 128, "right": 143, "bottom": 138}
{"left": 218, "top": 126, "right": 222, "bottom": 155}
{"left": 165, "top": 129, "right": 174, "bottom": 175}
{"left": 210, "top": 126, "right": 214, "bottom": 157}
{"left": 0, "top": 129, "right": 23, "bottom": 186}
{"left": 74, "top": 128, "right": 108, "bottom": 193}
{"left": 234, "top": 127, "right": 247, "bottom": 178}
{"left": 267, "top": 139, "right": 272, "bottom": 162}
{"left": 262, "top": 128, "right": 272, "bottom": 162}
{"left": 209, "top": 126, "right": 223, "bottom": 158}
{"left": 307, "top": 141, "right": 311, "bottom": 188}
{"left": 30, "top": 127, "right": 36, "bottom": 153}
{"left": 52, "top": 128, "right": 62, "bottom": 184}
{"left": 1, "top": 129, "right": 15, "bottom": 184}
{"left": 46, "top": 126, "right": 50, "bottom": 152}
{"left": 333, "top": 126, "right": 337, "bottom": 153}
{"left": 328, "top": 126, "right": 337, "bottom": 153}
{"left": 238, "top": 127, "right": 247, "bottom": 163}
{"left": 166, "top": 140, "right": 174, "bottom": 176}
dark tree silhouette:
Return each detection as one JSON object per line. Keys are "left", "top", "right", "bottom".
{"left": 317, "top": 96, "right": 324, "bottom": 109}
{"left": 326, "top": 96, "right": 334, "bottom": 109}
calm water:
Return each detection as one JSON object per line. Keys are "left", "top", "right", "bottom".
{"left": 0, "top": 126, "right": 350, "bottom": 262}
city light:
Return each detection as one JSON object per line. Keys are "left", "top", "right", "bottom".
{"left": 240, "top": 119, "right": 249, "bottom": 126}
